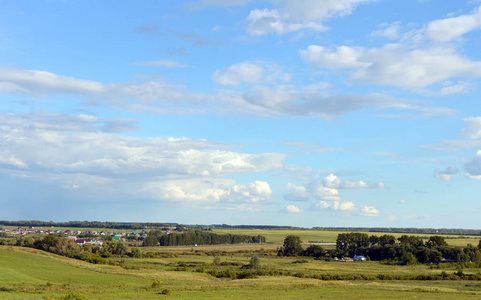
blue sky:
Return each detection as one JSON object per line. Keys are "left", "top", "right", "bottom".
{"left": 1, "top": 0, "right": 481, "bottom": 228}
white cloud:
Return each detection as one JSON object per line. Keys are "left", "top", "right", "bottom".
{"left": 425, "top": 6, "right": 481, "bottom": 42}
{"left": 338, "top": 201, "right": 356, "bottom": 211}
{"left": 246, "top": 8, "right": 325, "bottom": 36}
{"left": 213, "top": 62, "right": 265, "bottom": 86}
{"left": 315, "top": 201, "right": 331, "bottom": 209}
{"left": 371, "top": 22, "right": 402, "bottom": 39}
{"left": 313, "top": 200, "right": 378, "bottom": 216}
{"left": 433, "top": 166, "right": 459, "bottom": 182}
{"left": 360, "top": 205, "right": 379, "bottom": 217}
{"left": 281, "top": 0, "right": 373, "bottom": 22}
{"left": 286, "top": 174, "right": 384, "bottom": 203}
{"left": 301, "top": 44, "right": 481, "bottom": 90}
{"left": 213, "top": 62, "right": 291, "bottom": 87}
{"left": 0, "top": 150, "right": 28, "bottom": 169}
{"left": 238, "top": 86, "right": 453, "bottom": 119}
{"left": 244, "top": 0, "right": 373, "bottom": 36}
{"left": 0, "top": 111, "right": 286, "bottom": 179}
{"left": 141, "top": 178, "right": 272, "bottom": 205}
{"left": 0, "top": 66, "right": 454, "bottom": 119}
{"left": 465, "top": 150, "right": 481, "bottom": 179}
{"left": 322, "top": 173, "right": 382, "bottom": 189}
{"left": 284, "top": 204, "right": 303, "bottom": 213}
{"left": 300, "top": 45, "right": 370, "bottom": 69}
{"left": 0, "top": 67, "right": 105, "bottom": 96}
{"left": 461, "top": 117, "right": 481, "bottom": 139}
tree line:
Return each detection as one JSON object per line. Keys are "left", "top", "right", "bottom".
{"left": 279, "top": 233, "right": 481, "bottom": 265}
{"left": 312, "top": 227, "right": 481, "bottom": 236}
{"left": 0, "top": 220, "right": 175, "bottom": 230}
{"left": 142, "top": 230, "right": 266, "bottom": 246}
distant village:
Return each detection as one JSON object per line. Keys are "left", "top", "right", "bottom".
{"left": 0, "top": 226, "right": 156, "bottom": 246}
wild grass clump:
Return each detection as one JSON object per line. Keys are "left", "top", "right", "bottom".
{"left": 151, "top": 279, "right": 161, "bottom": 288}
{"left": 159, "top": 289, "right": 171, "bottom": 295}
{"left": 62, "top": 292, "right": 86, "bottom": 300}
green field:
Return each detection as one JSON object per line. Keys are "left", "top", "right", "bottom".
{"left": 211, "top": 228, "right": 481, "bottom": 247}
{"left": 2, "top": 228, "right": 481, "bottom": 299}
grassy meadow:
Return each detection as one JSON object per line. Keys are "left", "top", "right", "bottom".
{"left": 1, "top": 228, "right": 481, "bottom": 299}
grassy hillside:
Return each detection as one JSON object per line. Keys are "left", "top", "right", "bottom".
{"left": 2, "top": 245, "right": 481, "bottom": 299}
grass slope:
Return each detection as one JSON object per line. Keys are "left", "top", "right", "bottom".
{"left": 2, "top": 241, "right": 481, "bottom": 299}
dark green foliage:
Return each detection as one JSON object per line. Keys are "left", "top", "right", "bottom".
{"left": 301, "top": 245, "right": 325, "bottom": 258}
{"left": 249, "top": 256, "right": 260, "bottom": 270}
{"left": 142, "top": 235, "right": 158, "bottom": 246}
{"left": 15, "top": 235, "right": 136, "bottom": 265}
{"left": 398, "top": 235, "right": 424, "bottom": 247}
{"left": 378, "top": 235, "right": 396, "bottom": 247}
{"left": 336, "top": 233, "right": 370, "bottom": 254}
{"left": 334, "top": 232, "right": 459, "bottom": 265}
{"left": 279, "top": 235, "right": 303, "bottom": 256}
{"left": 426, "top": 236, "right": 448, "bottom": 248}
{"left": 143, "top": 230, "right": 265, "bottom": 247}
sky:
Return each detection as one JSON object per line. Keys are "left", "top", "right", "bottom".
{"left": 0, "top": 0, "right": 480, "bottom": 228}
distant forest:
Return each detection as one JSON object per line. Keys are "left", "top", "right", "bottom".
{"left": 312, "top": 227, "right": 481, "bottom": 236}
{"left": 1, "top": 220, "right": 481, "bottom": 236}
{"left": 0, "top": 220, "right": 176, "bottom": 230}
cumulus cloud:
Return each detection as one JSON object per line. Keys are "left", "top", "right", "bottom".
{"left": 0, "top": 111, "right": 287, "bottom": 210}
{"left": 313, "top": 200, "right": 355, "bottom": 211}
{"left": 425, "top": 6, "right": 481, "bottom": 42}
{"left": 433, "top": 166, "right": 459, "bottom": 182}
{"left": 213, "top": 62, "right": 265, "bottom": 86}
{"left": 301, "top": 44, "right": 481, "bottom": 90}
{"left": 312, "top": 200, "right": 379, "bottom": 217}
{"left": 245, "top": 0, "right": 373, "bottom": 36}
{"left": 360, "top": 205, "right": 379, "bottom": 217}
{"left": 141, "top": 178, "right": 272, "bottom": 205}
{"left": 283, "top": 204, "right": 303, "bottom": 213}
{"left": 465, "top": 150, "right": 481, "bottom": 180}
{"left": 0, "top": 111, "right": 285, "bottom": 178}
{"left": 246, "top": 8, "right": 325, "bottom": 36}
{"left": 285, "top": 174, "right": 383, "bottom": 208}
{"left": 461, "top": 117, "right": 481, "bottom": 139}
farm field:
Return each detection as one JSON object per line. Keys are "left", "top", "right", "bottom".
{"left": 2, "top": 226, "right": 481, "bottom": 300}
{"left": 210, "top": 228, "right": 481, "bottom": 247}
